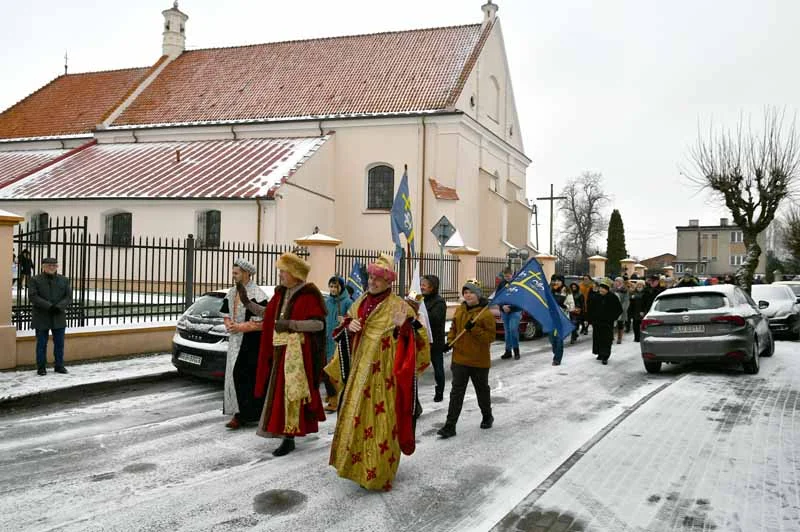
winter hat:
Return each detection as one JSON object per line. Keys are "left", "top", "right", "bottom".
{"left": 598, "top": 278, "right": 613, "bottom": 289}
{"left": 233, "top": 257, "right": 256, "bottom": 275}
{"left": 42, "top": 257, "right": 58, "bottom": 265}
{"left": 366, "top": 253, "right": 397, "bottom": 282}
{"left": 276, "top": 252, "right": 310, "bottom": 281}
{"left": 551, "top": 274, "right": 565, "bottom": 284}
{"left": 462, "top": 278, "right": 483, "bottom": 298}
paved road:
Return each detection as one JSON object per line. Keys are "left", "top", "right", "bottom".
{"left": 1, "top": 334, "right": 794, "bottom": 531}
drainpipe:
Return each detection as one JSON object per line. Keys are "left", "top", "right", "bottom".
{"left": 420, "top": 116, "right": 427, "bottom": 261}
{"left": 256, "top": 198, "right": 263, "bottom": 244}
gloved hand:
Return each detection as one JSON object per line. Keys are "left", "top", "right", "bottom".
{"left": 274, "top": 320, "right": 292, "bottom": 333}
{"left": 442, "top": 343, "right": 452, "bottom": 353}
{"left": 464, "top": 320, "right": 475, "bottom": 331}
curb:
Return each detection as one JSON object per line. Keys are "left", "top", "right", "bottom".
{"left": 0, "top": 371, "right": 180, "bottom": 409}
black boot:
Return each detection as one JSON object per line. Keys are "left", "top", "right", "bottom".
{"left": 480, "top": 415, "right": 494, "bottom": 429}
{"left": 37, "top": 366, "right": 46, "bottom": 376}
{"left": 433, "top": 389, "right": 444, "bottom": 403}
{"left": 501, "top": 350, "right": 512, "bottom": 360}
{"left": 513, "top": 347, "right": 520, "bottom": 360}
{"left": 54, "top": 366, "right": 68, "bottom": 374}
{"left": 437, "top": 423, "right": 456, "bottom": 438}
{"left": 272, "top": 437, "right": 295, "bottom": 457}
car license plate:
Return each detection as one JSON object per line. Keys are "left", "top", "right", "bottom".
{"left": 671, "top": 324, "right": 705, "bottom": 334}
{"left": 177, "top": 353, "right": 202, "bottom": 365}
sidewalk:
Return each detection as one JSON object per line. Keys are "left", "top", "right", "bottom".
{"left": 0, "top": 353, "right": 176, "bottom": 404}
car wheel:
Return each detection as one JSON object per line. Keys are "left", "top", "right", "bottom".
{"left": 743, "top": 338, "right": 760, "bottom": 374}
{"left": 520, "top": 321, "right": 540, "bottom": 341}
{"left": 761, "top": 334, "right": 775, "bottom": 357}
{"left": 644, "top": 360, "right": 662, "bottom": 374}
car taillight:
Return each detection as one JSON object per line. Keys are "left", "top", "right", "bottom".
{"left": 711, "top": 315, "right": 746, "bottom": 327}
{"left": 724, "top": 350, "right": 746, "bottom": 360}
{"left": 641, "top": 319, "right": 663, "bottom": 330}
{"left": 642, "top": 352, "right": 657, "bottom": 359}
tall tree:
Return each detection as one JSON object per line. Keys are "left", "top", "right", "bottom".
{"left": 605, "top": 209, "right": 628, "bottom": 276}
{"left": 780, "top": 206, "right": 800, "bottom": 272}
{"left": 686, "top": 108, "right": 800, "bottom": 292}
{"left": 557, "top": 171, "right": 610, "bottom": 273}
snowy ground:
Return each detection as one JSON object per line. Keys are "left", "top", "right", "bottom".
{"left": 0, "top": 333, "right": 797, "bottom": 531}
{"left": 0, "top": 353, "right": 175, "bottom": 402}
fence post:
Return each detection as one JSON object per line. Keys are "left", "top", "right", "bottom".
{"left": 588, "top": 255, "right": 607, "bottom": 279}
{"left": 0, "top": 209, "right": 25, "bottom": 369}
{"left": 535, "top": 254, "right": 557, "bottom": 280}
{"left": 448, "top": 246, "right": 479, "bottom": 286}
{"left": 294, "top": 233, "right": 342, "bottom": 289}
{"left": 184, "top": 234, "right": 195, "bottom": 310}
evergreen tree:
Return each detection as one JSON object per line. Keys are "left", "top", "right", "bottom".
{"left": 605, "top": 209, "right": 628, "bottom": 276}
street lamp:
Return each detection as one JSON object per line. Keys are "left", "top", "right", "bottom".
{"left": 506, "top": 248, "right": 530, "bottom": 272}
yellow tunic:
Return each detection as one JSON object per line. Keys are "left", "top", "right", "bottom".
{"left": 326, "top": 293, "right": 430, "bottom": 491}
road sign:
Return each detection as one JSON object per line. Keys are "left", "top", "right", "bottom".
{"left": 431, "top": 216, "right": 456, "bottom": 247}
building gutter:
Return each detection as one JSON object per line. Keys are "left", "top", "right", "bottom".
{"left": 256, "top": 197, "right": 263, "bottom": 244}
{"left": 419, "top": 116, "right": 427, "bottom": 262}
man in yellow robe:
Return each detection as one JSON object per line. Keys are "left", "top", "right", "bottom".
{"left": 326, "top": 254, "right": 430, "bottom": 491}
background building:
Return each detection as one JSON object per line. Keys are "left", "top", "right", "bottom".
{"left": 674, "top": 218, "right": 766, "bottom": 276}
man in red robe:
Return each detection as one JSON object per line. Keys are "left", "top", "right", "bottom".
{"left": 255, "top": 252, "right": 327, "bottom": 456}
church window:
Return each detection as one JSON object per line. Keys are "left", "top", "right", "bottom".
{"left": 105, "top": 212, "right": 132, "bottom": 246}
{"left": 197, "top": 210, "right": 221, "bottom": 248}
{"left": 367, "top": 165, "right": 394, "bottom": 210}
{"left": 30, "top": 211, "right": 50, "bottom": 244}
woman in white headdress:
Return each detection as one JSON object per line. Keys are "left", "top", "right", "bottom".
{"left": 220, "top": 258, "right": 269, "bottom": 429}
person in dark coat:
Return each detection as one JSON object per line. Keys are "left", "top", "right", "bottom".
{"left": 422, "top": 275, "right": 447, "bottom": 402}
{"left": 568, "top": 282, "right": 584, "bottom": 344}
{"left": 18, "top": 249, "right": 34, "bottom": 289}
{"left": 587, "top": 278, "right": 623, "bottom": 365}
{"left": 628, "top": 280, "right": 646, "bottom": 342}
{"left": 640, "top": 274, "right": 664, "bottom": 318}
{"left": 29, "top": 257, "right": 72, "bottom": 375}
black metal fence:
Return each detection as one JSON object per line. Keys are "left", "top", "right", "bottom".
{"left": 476, "top": 256, "right": 507, "bottom": 294}
{"left": 334, "top": 248, "right": 461, "bottom": 301}
{"left": 12, "top": 216, "right": 304, "bottom": 330}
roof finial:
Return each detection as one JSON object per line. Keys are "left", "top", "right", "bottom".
{"left": 64, "top": 50, "right": 68, "bottom": 75}
{"left": 481, "top": 0, "right": 498, "bottom": 23}
{"left": 173, "top": 1, "right": 179, "bottom": 8}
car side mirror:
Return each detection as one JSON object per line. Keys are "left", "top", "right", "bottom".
{"left": 758, "top": 300, "right": 769, "bottom": 309}
{"left": 796, "top": 297, "right": 800, "bottom": 304}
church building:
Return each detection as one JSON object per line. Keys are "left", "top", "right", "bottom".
{"left": 0, "top": 1, "right": 533, "bottom": 256}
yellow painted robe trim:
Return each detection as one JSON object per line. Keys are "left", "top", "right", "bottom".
{"left": 273, "top": 330, "right": 308, "bottom": 433}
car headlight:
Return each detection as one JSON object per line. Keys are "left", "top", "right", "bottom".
{"left": 209, "top": 324, "right": 227, "bottom": 335}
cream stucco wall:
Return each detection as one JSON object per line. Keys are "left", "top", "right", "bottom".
{"left": 675, "top": 227, "right": 767, "bottom": 275}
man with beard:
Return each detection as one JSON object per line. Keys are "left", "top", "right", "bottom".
{"left": 326, "top": 254, "right": 430, "bottom": 491}
{"left": 220, "top": 258, "right": 269, "bottom": 429}
{"left": 254, "top": 252, "right": 327, "bottom": 457}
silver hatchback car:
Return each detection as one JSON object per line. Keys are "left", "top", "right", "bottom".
{"left": 640, "top": 284, "right": 774, "bottom": 374}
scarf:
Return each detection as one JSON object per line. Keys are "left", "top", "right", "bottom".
{"left": 273, "top": 330, "right": 308, "bottom": 433}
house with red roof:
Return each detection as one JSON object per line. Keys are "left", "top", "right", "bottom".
{"left": 0, "top": 1, "right": 533, "bottom": 256}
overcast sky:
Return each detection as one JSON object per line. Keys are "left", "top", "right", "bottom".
{"left": 2, "top": 0, "right": 798, "bottom": 260}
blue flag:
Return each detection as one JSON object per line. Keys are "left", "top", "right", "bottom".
{"left": 390, "top": 167, "right": 415, "bottom": 262}
{"left": 492, "top": 258, "right": 575, "bottom": 338}
{"left": 346, "top": 261, "right": 366, "bottom": 300}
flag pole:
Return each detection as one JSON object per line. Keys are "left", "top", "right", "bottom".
{"left": 446, "top": 306, "right": 489, "bottom": 347}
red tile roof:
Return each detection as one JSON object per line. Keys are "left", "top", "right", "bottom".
{"left": 113, "top": 24, "right": 489, "bottom": 126}
{"left": 0, "top": 137, "right": 329, "bottom": 200}
{"left": 0, "top": 67, "right": 151, "bottom": 140}
{"left": 0, "top": 149, "right": 68, "bottom": 188}
{"left": 429, "top": 178, "right": 459, "bottom": 200}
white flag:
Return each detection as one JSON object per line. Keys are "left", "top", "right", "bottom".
{"left": 410, "top": 264, "right": 433, "bottom": 343}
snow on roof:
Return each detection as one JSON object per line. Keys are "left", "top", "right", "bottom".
{"left": 0, "top": 136, "right": 329, "bottom": 200}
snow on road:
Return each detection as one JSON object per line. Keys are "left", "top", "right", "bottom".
{"left": 0, "top": 334, "right": 713, "bottom": 531}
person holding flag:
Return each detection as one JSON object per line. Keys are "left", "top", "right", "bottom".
{"left": 491, "top": 258, "right": 576, "bottom": 361}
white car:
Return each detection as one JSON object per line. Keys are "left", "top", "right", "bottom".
{"left": 752, "top": 284, "right": 800, "bottom": 340}
{"left": 172, "top": 286, "right": 275, "bottom": 380}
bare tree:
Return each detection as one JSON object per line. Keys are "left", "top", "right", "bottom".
{"left": 558, "top": 172, "right": 610, "bottom": 271}
{"left": 780, "top": 206, "right": 800, "bottom": 271}
{"left": 686, "top": 108, "right": 800, "bottom": 291}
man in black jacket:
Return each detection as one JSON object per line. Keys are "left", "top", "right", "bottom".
{"left": 29, "top": 257, "right": 72, "bottom": 375}
{"left": 422, "top": 275, "right": 447, "bottom": 402}
{"left": 640, "top": 274, "right": 664, "bottom": 318}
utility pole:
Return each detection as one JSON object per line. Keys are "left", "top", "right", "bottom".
{"left": 536, "top": 183, "right": 566, "bottom": 255}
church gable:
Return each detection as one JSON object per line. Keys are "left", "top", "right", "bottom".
{"left": 111, "top": 24, "right": 488, "bottom": 127}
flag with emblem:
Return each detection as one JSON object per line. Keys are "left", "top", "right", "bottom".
{"left": 346, "top": 260, "right": 366, "bottom": 299}
{"left": 390, "top": 166, "right": 415, "bottom": 262}
{"left": 492, "top": 257, "right": 575, "bottom": 339}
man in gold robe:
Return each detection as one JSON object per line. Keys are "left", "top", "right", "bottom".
{"left": 326, "top": 254, "right": 430, "bottom": 491}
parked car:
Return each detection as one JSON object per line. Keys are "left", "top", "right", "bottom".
{"left": 487, "top": 293, "right": 542, "bottom": 341}
{"left": 172, "top": 286, "right": 275, "bottom": 380}
{"left": 773, "top": 280, "right": 800, "bottom": 299}
{"left": 640, "top": 284, "right": 774, "bottom": 375}
{"left": 751, "top": 284, "right": 800, "bottom": 340}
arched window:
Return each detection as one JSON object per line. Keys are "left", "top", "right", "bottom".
{"left": 488, "top": 75, "right": 500, "bottom": 122}
{"left": 366, "top": 165, "right": 394, "bottom": 210}
{"left": 197, "top": 209, "right": 221, "bottom": 248}
{"left": 105, "top": 211, "right": 132, "bottom": 246}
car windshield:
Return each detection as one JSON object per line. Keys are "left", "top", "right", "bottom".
{"left": 788, "top": 285, "right": 800, "bottom": 296}
{"left": 752, "top": 285, "right": 792, "bottom": 301}
{"left": 186, "top": 294, "right": 225, "bottom": 318}
{"left": 653, "top": 293, "right": 727, "bottom": 312}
